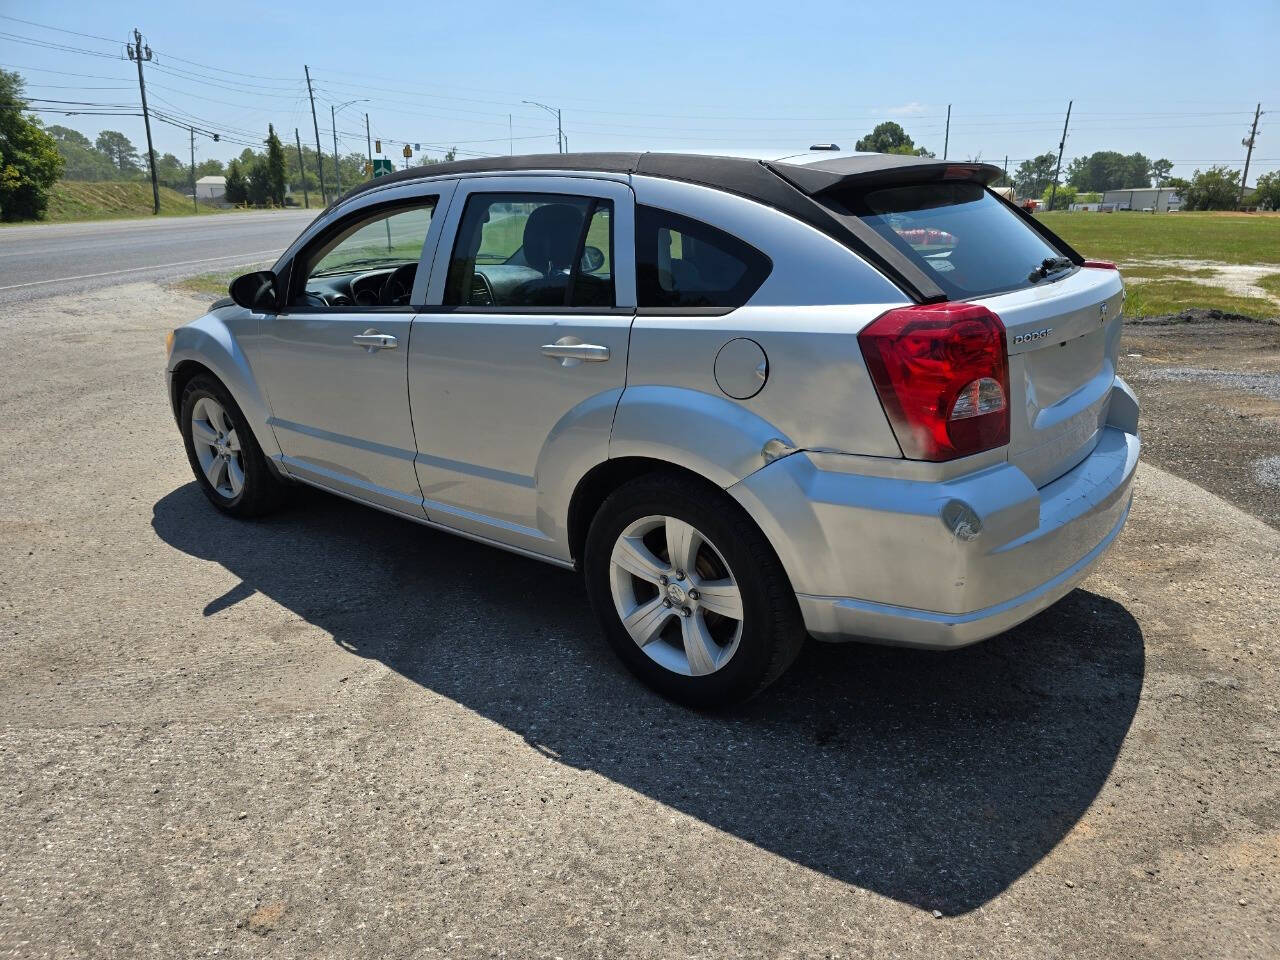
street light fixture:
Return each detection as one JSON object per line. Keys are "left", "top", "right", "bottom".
{"left": 522, "top": 99, "right": 564, "bottom": 153}
{"left": 330, "top": 98, "right": 371, "bottom": 194}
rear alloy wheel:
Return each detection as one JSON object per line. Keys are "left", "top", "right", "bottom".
{"left": 585, "top": 473, "right": 805, "bottom": 707}
{"left": 609, "top": 514, "right": 744, "bottom": 677}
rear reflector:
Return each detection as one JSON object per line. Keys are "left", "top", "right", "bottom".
{"left": 1083, "top": 259, "right": 1117, "bottom": 270}
{"left": 858, "top": 302, "right": 1010, "bottom": 461}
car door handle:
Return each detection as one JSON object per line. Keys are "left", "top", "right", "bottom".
{"left": 352, "top": 331, "right": 398, "bottom": 351}
{"left": 540, "top": 341, "right": 610, "bottom": 364}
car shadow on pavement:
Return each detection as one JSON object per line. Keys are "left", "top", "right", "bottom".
{"left": 152, "top": 482, "right": 1144, "bottom": 916}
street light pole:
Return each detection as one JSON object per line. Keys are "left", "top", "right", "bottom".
{"left": 523, "top": 100, "right": 564, "bottom": 153}
{"left": 329, "top": 98, "right": 370, "bottom": 196}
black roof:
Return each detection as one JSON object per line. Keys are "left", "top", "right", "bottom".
{"left": 336, "top": 150, "right": 1002, "bottom": 207}
{"left": 333, "top": 152, "right": 1070, "bottom": 304}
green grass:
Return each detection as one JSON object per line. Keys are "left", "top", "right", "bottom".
{"left": 176, "top": 268, "right": 242, "bottom": 298}
{"left": 1257, "top": 273, "right": 1280, "bottom": 298}
{"left": 3, "top": 181, "right": 290, "bottom": 225}
{"left": 1035, "top": 210, "right": 1280, "bottom": 266}
{"left": 1119, "top": 265, "right": 1217, "bottom": 280}
{"left": 1123, "top": 279, "right": 1277, "bottom": 319}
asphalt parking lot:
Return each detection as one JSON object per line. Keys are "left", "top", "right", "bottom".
{"left": 1, "top": 282, "right": 1278, "bottom": 958}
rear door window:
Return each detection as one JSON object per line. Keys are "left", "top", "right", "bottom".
{"left": 636, "top": 205, "right": 771, "bottom": 309}
{"left": 443, "top": 193, "right": 614, "bottom": 308}
{"left": 838, "top": 182, "right": 1069, "bottom": 299}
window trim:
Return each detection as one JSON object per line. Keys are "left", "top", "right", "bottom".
{"left": 440, "top": 190, "right": 617, "bottom": 311}
{"left": 278, "top": 195, "right": 442, "bottom": 314}
{"left": 634, "top": 204, "right": 773, "bottom": 312}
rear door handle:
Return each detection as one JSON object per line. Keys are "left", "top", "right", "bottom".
{"left": 541, "top": 341, "right": 610, "bottom": 365}
{"left": 353, "top": 331, "right": 398, "bottom": 352}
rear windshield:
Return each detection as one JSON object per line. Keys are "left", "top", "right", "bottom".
{"left": 841, "top": 182, "right": 1068, "bottom": 299}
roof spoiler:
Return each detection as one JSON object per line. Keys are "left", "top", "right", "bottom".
{"left": 765, "top": 155, "right": 1004, "bottom": 197}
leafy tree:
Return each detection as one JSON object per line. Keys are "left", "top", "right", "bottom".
{"left": 1253, "top": 171, "right": 1280, "bottom": 211}
{"left": 854, "top": 121, "right": 934, "bottom": 157}
{"left": 0, "top": 69, "right": 65, "bottom": 221}
{"left": 1013, "top": 153, "right": 1057, "bottom": 198}
{"left": 1065, "top": 151, "right": 1152, "bottom": 192}
{"left": 1040, "top": 183, "right": 1078, "bottom": 211}
{"left": 195, "top": 158, "right": 224, "bottom": 179}
{"left": 1179, "top": 166, "right": 1240, "bottom": 210}
{"left": 45, "top": 123, "right": 116, "bottom": 180}
{"left": 246, "top": 155, "right": 271, "bottom": 207}
{"left": 95, "top": 130, "right": 140, "bottom": 174}
{"left": 264, "top": 124, "right": 287, "bottom": 207}
{"left": 1151, "top": 158, "right": 1174, "bottom": 186}
{"left": 420, "top": 148, "right": 458, "bottom": 166}
{"left": 155, "top": 152, "right": 188, "bottom": 191}
{"left": 224, "top": 158, "right": 248, "bottom": 205}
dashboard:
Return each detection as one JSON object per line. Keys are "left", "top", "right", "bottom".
{"left": 302, "top": 267, "right": 406, "bottom": 307}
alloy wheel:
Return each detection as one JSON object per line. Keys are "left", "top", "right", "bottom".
{"left": 189, "top": 396, "right": 245, "bottom": 499}
{"left": 608, "top": 514, "right": 744, "bottom": 677}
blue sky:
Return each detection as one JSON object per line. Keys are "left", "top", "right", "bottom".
{"left": 3, "top": 0, "right": 1277, "bottom": 184}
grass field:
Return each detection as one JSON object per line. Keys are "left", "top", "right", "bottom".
{"left": 8, "top": 181, "right": 245, "bottom": 225}
{"left": 1037, "top": 211, "right": 1280, "bottom": 318}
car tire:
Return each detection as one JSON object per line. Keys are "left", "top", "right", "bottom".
{"left": 179, "top": 374, "right": 285, "bottom": 518}
{"left": 584, "top": 472, "right": 805, "bottom": 707}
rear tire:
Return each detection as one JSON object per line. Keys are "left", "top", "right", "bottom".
{"left": 584, "top": 472, "right": 805, "bottom": 707}
{"left": 180, "top": 374, "right": 284, "bottom": 518}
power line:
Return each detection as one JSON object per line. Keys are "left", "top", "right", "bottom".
{"left": 0, "top": 14, "right": 119, "bottom": 45}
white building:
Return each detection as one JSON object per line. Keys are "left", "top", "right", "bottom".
{"left": 1101, "top": 186, "right": 1182, "bottom": 212}
{"left": 195, "top": 175, "right": 227, "bottom": 203}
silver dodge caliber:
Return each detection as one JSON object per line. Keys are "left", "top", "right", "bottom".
{"left": 166, "top": 149, "right": 1139, "bottom": 706}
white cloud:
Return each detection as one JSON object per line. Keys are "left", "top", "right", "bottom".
{"left": 885, "top": 101, "right": 928, "bottom": 117}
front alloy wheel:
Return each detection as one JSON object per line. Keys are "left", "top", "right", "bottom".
{"left": 189, "top": 396, "right": 245, "bottom": 499}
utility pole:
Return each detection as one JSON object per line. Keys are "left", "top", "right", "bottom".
{"left": 294, "top": 127, "right": 309, "bottom": 209}
{"left": 330, "top": 104, "right": 341, "bottom": 195}
{"left": 509, "top": 114, "right": 513, "bottom": 155}
{"left": 126, "top": 28, "right": 160, "bottom": 216}
{"left": 1240, "top": 103, "right": 1262, "bottom": 208}
{"left": 943, "top": 104, "right": 951, "bottom": 160}
{"left": 558, "top": 108, "right": 563, "bottom": 153}
{"left": 189, "top": 125, "right": 197, "bottom": 213}
{"left": 304, "top": 65, "right": 327, "bottom": 204}
{"left": 1048, "top": 100, "right": 1073, "bottom": 212}
{"left": 365, "top": 113, "right": 373, "bottom": 170}
{"left": 1003, "top": 154, "right": 1008, "bottom": 184}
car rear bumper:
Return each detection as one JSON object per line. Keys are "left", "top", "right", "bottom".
{"left": 729, "top": 382, "right": 1140, "bottom": 649}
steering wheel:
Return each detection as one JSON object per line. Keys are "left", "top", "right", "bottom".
{"left": 380, "top": 263, "right": 418, "bottom": 306}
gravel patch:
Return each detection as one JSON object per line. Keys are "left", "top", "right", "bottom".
{"left": 1136, "top": 365, "right": 1280, "bottom": 401}
{"left": 1255, "top": 456, "right": 1280, "bottom": 490}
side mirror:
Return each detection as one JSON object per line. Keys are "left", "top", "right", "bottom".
{"left": 580, "top": 245, "right": 605, "bottom": 273}
{"left": 228, "top": 270, "right": 278, "bottom": 312}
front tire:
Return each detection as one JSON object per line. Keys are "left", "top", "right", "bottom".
{"left": 180, "top": 374, "right": 284, "bottom": 518}
{"left": 584, "top": 473, "right": 805, "bottom": 707}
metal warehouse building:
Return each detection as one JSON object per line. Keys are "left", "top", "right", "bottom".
{"left": 1102, "top": 186, "right": 1182, "bottom": 212}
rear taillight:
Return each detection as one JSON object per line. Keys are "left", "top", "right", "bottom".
{"left": 857, "top": 302, "right": 1010, "bottom": 461}
{"left": 1083, "top": 259, "right": 1117, "bottom": 270}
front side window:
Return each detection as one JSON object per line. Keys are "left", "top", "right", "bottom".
{"left": 292, "top": 201, "right": 436, "bottom": 308}
{"left": 636, "top": 205, "right": 771, "bottom": 309}
{"left": 834, "top": 182, "right": 1068, "bottom": 299}
{"left": 444, "top": 193, "right": 614, "bottom": 308}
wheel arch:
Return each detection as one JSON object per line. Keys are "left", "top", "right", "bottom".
{"left": 168, "top": 315, "right": 281, "bottom": 463}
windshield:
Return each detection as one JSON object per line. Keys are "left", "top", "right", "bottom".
{"left": 840, "top": 182, "right": 1068, "bottom": 299}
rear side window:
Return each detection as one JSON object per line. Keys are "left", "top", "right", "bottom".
{"left": 838, "top": 182, "right": 1066, "bottom": 299}
{"left": 636, "top": 205, "right": 771, "bottom": 309}
{"left": 444, "top": 193, "right": 614, "bottom": 309}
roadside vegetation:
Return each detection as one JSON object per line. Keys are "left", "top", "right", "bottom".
{"left": 36, "top": 181, "right": 229, "bottom": 223}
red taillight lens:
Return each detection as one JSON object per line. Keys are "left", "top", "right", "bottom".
{"left": 1083, "top": 259, "right": 1117, "bottom": 270}
{"left": 857, "top": 302, "right": 1010, "bottom": 461}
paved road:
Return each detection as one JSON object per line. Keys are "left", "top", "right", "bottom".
{"left": 0, "top": 281, "right": 1277, "bottom": 958}
{"left": 0, "top": 210, "right": 315, "bottom": 306}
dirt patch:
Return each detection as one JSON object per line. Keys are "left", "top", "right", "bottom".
{"left": 1123, "top": 257, "right": 1280, "bottom": 308}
